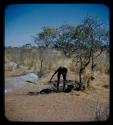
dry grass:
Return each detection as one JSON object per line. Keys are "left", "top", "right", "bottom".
{"left": 5, "top": 48, "right": 109, "bottom": 75}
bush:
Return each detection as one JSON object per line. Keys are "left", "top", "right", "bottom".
{"left": 95, "top": 63, "right": 109, "bottom": 74}
{"left": 5, "top": 66, "right": 13, "bottom": 71}
{"left": 23, "top": 58, "right": 34, "bottom": 68}
{"left": 5, "top": 55, "right": 13, "bottom": 63}
{"left": 94, "top": 100, "right": 109, "bottom": 121}
{"left": 37, "top": 70, "right": 44, "bottom": 78}
{"left": 104, "top": 64, "right": 109, "bottom": 74}
{"left": 69, "top": 62, "right": 75, "bottom": 72}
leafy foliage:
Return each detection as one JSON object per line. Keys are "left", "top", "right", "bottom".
{"left": 34, "top": 26, "right": 56, "bottom": 48}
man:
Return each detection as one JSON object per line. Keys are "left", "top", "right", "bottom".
{"left": 49, "top": 67, "right": 68, "bottom": 92}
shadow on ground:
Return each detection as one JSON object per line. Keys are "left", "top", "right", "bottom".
{"left": 27, "top": 80, "right": 81, "bottom": 96}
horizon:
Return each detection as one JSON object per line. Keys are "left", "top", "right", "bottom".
{"left": 5, "top": 4, "right": 109, "bottom": 47}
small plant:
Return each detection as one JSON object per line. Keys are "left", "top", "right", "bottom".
{"left": 69, "top": 63, "right": 75, "bottom": 72}
{"left": 37, "top": 70, "right": 44, "bottom": 78}
{"left": 95, "top": 99, "right": 109, "bottom": 121}
{"left": 5, "top": 66, "right": 13, "bottom": 71}
{"left": 23, "top": 58, "right": 34, "bottom": 68}
{"left": 104, "top": 64, "right": 109, "bottom": 74}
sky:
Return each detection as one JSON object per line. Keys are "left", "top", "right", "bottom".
{"left": 5, "top": 4, "right": 109, "bottom": 47}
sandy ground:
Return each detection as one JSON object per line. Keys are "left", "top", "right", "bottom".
{"left": 5, "top": 70, "right": 110, "bottom": 122}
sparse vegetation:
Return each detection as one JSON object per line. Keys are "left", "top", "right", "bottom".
{"left": 94, "top": 99, "right": 109, "bottom": 121}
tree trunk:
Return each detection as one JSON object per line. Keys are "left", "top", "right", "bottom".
{"left": 79, "top": 69, "right": 82, "bottom": 84}
{"left": 79, "top": 58, "right": 82, "bottom": 84}
{"left": 40, "top": 59, "right": 43, "bottom": 72}
{"left": 91, "top": 49, "right": 94, "bottom": 77}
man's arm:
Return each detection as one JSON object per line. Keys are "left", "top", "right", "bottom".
{"left": 49, "top": 69, "right": 58, "bottom": 82}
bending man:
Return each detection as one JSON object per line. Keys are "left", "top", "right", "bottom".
{"left": 49, "top": 67, "right": 68, "bottom": 92}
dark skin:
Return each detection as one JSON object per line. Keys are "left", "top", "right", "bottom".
{"left": 49, "top": 67, "right": 68, "bottom": 92}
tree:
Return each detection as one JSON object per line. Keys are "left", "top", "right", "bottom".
{"left": 22, "top": 43, "right": 32, "bottom": 48}
{"left": 34, "top": 26, "right": 56, "bottom": 48}
{"left": 82, "top": 16, "right": 109, "bottom": 78}
{"left": 54, "top": 24, "right": 76, "bottom": 57}
{"left": 32, "top": 26, "right": 56, "bottom": 77}
{"left": 71, "top": 24, "right": 92, "bottom": 89}
{"left": 72, "top": 16, "right": 109, "bottom": 90}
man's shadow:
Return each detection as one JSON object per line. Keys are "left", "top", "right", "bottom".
{"left": 27, "top": 80, "right": 81, "bottom": 96}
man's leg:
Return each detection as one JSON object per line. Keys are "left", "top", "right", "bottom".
{"left": 63, "top": 73, "right": 66, "bottom": 92}
{"left": 57, "top": 73, "right": 60, "bottom": 92}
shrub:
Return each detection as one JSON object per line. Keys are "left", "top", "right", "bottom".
{"left": 94, "top": 100, "right": 109, "bottom": 121}
{"left": 5, "top": 55, "right": 13, "bottom": 63}
{"left": 95, "top": 62, "right": 109, "bottom": 74}
{"left": 68, "top": 61, "right": 75, "bottom": 72}
{"left": 23, "top": 58, "right": 34, "bottom": 68}
{"left": 37, "top": 70, "right": 44, "bottom": 78}
{"left": 104, "top": 64, "right": 109, "bottom": 74}
{"left": 5, "top": 66, "right": 13, "bottom": 71}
